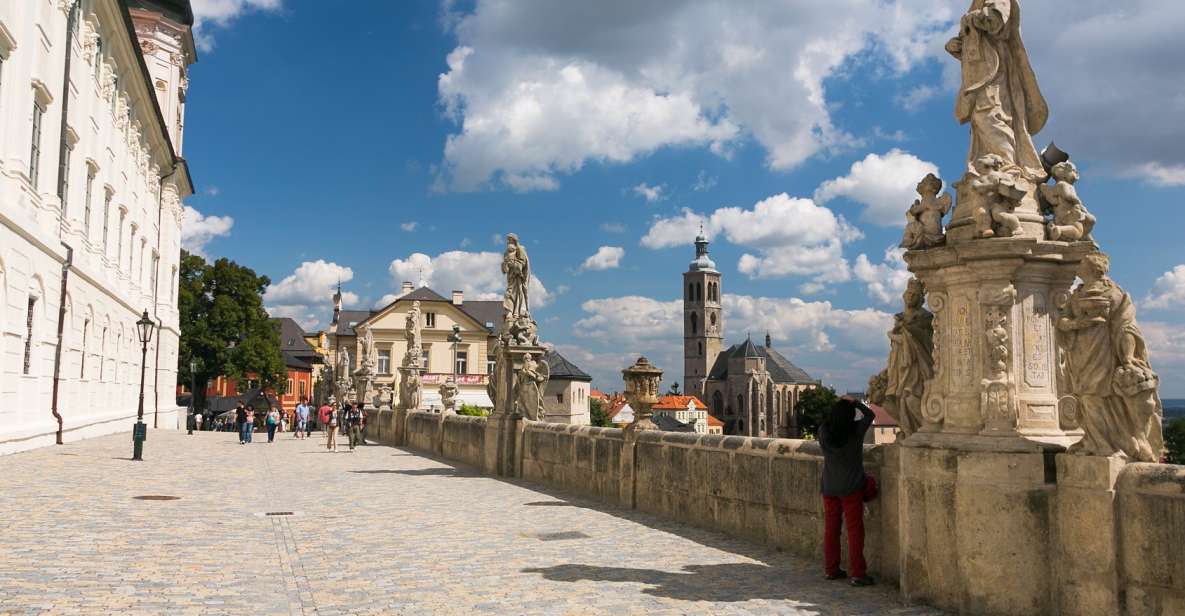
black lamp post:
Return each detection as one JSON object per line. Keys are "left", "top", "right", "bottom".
{"left": 449, "top": 325, "right": 462, "bottom": 381}
{"left": 187, "top": 358, "right": 198, "bottom": 435}
{"left": 132, "top": 309, "right": 155, "bottom": 461}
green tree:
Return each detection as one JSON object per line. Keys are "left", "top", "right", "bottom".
{"left": 457, "top": 404, "right": 489, "bottom": 417}
{"left": 590, "top": 398, "right": 612, "bottom": 427}
{"left": 1165, "top": 418, "right": 1185, "bottom": 465}
{"left": 794, "top": 385, "right": 838, "bottom": 439}
{"left": 178, "top": 250, "right": 286, "bottom": 413}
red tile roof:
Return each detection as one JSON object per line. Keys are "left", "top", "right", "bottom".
{"left": 706, "top": 414, "right": 724, "bottom": 427}
{"left": 590, "top": 389, "right": 610, "bottom": 400}
{"left": 651, "top": 395, "right": 708, "bottom": 411}
{"left": 867, "top": 403, "right": 897, "bottom": 426}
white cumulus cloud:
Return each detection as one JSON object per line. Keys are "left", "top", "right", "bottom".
{"left": 435, "top": 0, "right": 956, "bottom": 191}
{"left": 264, "top": 260, "right": 357, "bottom": 331}
{"left": 580, "top": 246, "right": 625, "bottom": 271}
{"left": 180, "top": 205, "right": 234, "bottom": 257}
{"left": 632, "top": 183, "right": 667, "bottom": 203}
{"left": 853, "top": 247, "right": 912, "bottom": 305}
{"left": 191, "top": 0, "right": 283, "bottom": 52}
{"left": 814, "top": 149, "right": 941, "bottom": 227}
{"left": 642, "top": 194, "right": 862, "bottom": 292}
{"left": 1144, "top": 265, "right": 1185, "bottom": 310}
{"left": 387, "top": 250, "right": 551, "bottom": 308}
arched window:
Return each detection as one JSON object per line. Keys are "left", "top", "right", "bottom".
{"left": 710, "top": 312, "right": 717, "bottom": 328}
{"left": 713, "top": 391, "right": 724, "bottom": 416}
{"left": 687, "top": 283, "right": 694, "bottom": 301}
{"left": 689, "top": 311, "right": 698, "bottom": 334}
{"left": 697, "top": 341, "right": 703, "bottom": 356}
{"left": 696, "top": 283, "right": 703, "bottom": 301}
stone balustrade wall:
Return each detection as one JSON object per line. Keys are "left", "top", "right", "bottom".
{"left": 1114, "top": 464, "right": 1185, "bottom": 615}
{"left": 366, "top": 408, "right": 1183, "bottom": 614}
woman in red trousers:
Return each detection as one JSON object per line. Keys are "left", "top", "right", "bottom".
{"left": 819, "top": 397, "right": 875, "bottom": 586}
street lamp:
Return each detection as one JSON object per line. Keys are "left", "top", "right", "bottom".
{"left": 187, "top": 358, "right": 198, "bottom": 435}
{"left": 449, "top": 325, "right": 462, "bottom": 381}
{"left": 132, "top": 309, "right": 155, "bottom": 461}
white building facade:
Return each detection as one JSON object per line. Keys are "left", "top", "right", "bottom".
{"left": 0, "top": 0, "right": 195, "bottom": 454}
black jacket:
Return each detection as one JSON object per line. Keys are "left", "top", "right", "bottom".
{"left": 818, "top": 406, "right": 874, "bottom": 497}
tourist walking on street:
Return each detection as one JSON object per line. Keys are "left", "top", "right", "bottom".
{"left": 345, "top": 402, "right": 363, "bottom": 451}
{"left": 242, "top": 405, "right": 256, "bottom": 444}
{"left": 295, "top": 398, "right": 310, "bottom": 439}
{"left": 325, "top": 404, "right": 339, "bottom": 452}
{"left": 819, "top": 396, "right": 875, "bottom": 587}
{"left": 266, "top": 406, "right": 280, "bottom": 442}
{"left": 236, "top": 402, "right": 248, "bottom": 444}
{"left": 318, "top": 401, "right": 331, "bottom": 435}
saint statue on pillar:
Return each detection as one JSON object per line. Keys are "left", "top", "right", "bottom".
{"left": 1056, "top": 253, "right": 1164, "bottom": 462}
{"left": 502, "top": 233, "right": 532, "bottom": 321}
{"left": 946, "top": 0, "right": 1048, "bottom": 181}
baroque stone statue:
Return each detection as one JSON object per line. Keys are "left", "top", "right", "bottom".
{"left": 873, "top": 279, "right": 934, "bottom": 437}
{"left": 901, "top": 173, "right": 952, "bottom": 250}
{"left": 399, "top": 368, "right": 422, "bottom": 411}
{"left": 970, "top": 153, "right": 1026, "bottom": 238}
{"left": 405, "top": 300, "right": 422, "bottom": 363}
{"left": 1040, "top": 161, "right": 1096, "bottom": 242}
{"left": 1056, "top": 253, "right": 1164, "bottom": 462}
{"left": 360, "top": 327, "right": 377, "bottom": 369}
{"left": 514, "top": 352, "right": 549, "bottom": 421}
{"left": 502, "top": 233, "right": 532, "bottom": 321}
{"left": 438, "top": 379, "right": 458, "bottom": 414}
{"left": 945, "top": 0, "right": 1048, "bottom": 181}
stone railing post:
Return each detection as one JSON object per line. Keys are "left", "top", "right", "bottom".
{"left": 619, "top": 357, "right": 662, "bottom": 508}
{"left": 482, "top": 342, "right": 545, "bottom": 477}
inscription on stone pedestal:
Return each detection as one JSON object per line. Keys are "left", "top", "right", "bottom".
{"left": 1023, "top": 293, "right": 1050, "bottom": 388}
{"left": 952, "top": 301, "right": 974, "bottom": 383}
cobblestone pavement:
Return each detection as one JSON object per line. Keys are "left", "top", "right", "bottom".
{"left": 0, "top": 431, "right": 943, "bottom": 616}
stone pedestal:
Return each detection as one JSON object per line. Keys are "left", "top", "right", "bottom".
{"left": 899, "top": 443, "right": 1056, "bottom": 615}
{"left": 905, "top": 238, "right": 1094, "bottom": 447}
{"left": 1053, "top": 454, "right": 1125, "bottom": 616}
{"left": 481, "top": 343, "right": 545, "bottom": 477}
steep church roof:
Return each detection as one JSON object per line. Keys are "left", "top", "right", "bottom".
{"left": 707, "top": 340, "right": 817, "bottom": 385}
{"left": 543, "top": 350, "right": 592, "bottom": 382}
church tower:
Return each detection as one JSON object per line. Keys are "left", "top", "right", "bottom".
{"left": 683, "top": 228, "right": 723, "bottom": 401}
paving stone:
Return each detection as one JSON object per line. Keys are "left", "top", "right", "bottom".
{"left": 0, "top": 431, "right": 943, "bottom": 615}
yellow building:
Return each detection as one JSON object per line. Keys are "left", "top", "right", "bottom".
{"left": 332, "top": 283, "right": 503, "bottom": 409}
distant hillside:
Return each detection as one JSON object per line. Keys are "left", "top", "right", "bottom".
{"left": 1165, "top": 399, "right": 1185, "bottom": 421}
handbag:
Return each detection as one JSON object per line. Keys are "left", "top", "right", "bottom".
{"left": 863, "top": 474, "right": 879, "bottom": 502}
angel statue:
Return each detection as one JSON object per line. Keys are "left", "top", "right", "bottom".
{"left": 1040, "top": 161, "right": 1096, "bottom": 242}
{"left": 360, "top": 327, "right": 377, "bottom": 369}
{"left": 901, "top": 173, "right": 952, "bottom": 250}
{"left": 501, "top": 233, "right": 531, "bottom": 320}
{"left": 515, "top": 352, "right": 550, "bottom": 421}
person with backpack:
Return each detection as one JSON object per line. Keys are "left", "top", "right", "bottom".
{"left": 325, "top": 403, "right": 339, "bottom": 452}
{"left": 819, "top": 396, "right": 876, "bottom": 587}
{"left": 345, "top": 402, "right": 364, "bottom": 451}
{"left": 266, "top": 406, "right": 281, "bottom": 443}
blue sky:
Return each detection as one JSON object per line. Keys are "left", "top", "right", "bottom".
{"left": 181, "top": 0, "right": 1185, "bottom": 396}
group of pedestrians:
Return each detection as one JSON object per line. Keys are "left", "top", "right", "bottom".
{"left": 316, "top": 400, "right": 365, "bottom": 452}
{"left": 230, "top": 397, "right": 365, "bottom": 453}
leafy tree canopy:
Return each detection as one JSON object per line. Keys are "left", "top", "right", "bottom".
{"left": 590, "top": 398, "right": 612, "bottom": 427}
{"left": 179, "top": 250, "right": 285, "bottom": 410}
{"left": 794, "top": 385, "right": 838, "bottom": 439}
{"left": 1165, "top": 418, "right": 1185, "bottom": 465}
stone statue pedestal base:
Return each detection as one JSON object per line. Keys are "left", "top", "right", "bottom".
{"left": 482, "top": 343, "right": 546, "bottom": 477}
{"left": 1053, "top": 454, "right": 1125, "bottom": 616}
{"left": 899, "top": 442, "right": 1055, "bottom": 615}
{"left": 904, "top": 237, "right": 1095, "bottom": 446}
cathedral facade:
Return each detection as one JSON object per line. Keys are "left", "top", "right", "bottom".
{"left": 681, "top": 232, "right": 818, "bottom": 437}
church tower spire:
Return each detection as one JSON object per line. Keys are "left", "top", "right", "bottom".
{"left": 683, "top": 226, "right": 723, "bottom": 401}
